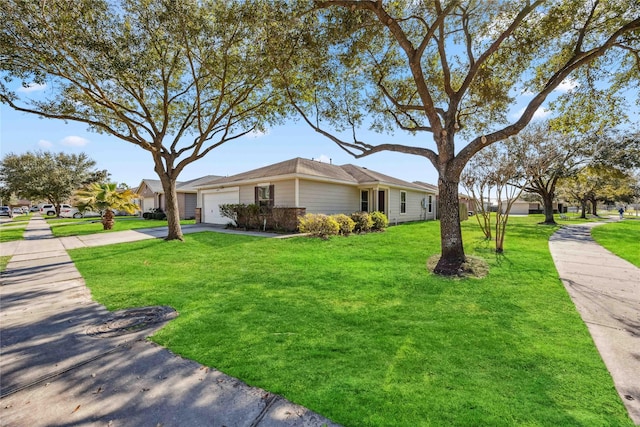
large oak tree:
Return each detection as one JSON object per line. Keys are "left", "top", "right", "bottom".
{"left": 278, "top": 0, "right": 639, "bottom": 274}
{"left": 0, "top": 0, "right": 282, "bottom": 240}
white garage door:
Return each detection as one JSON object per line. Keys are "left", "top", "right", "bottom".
{"left": 203, "top": 190, "right": 240, "bottom": 224}
{"left": 142, "top": 197, "right": 155, "bottom": 213}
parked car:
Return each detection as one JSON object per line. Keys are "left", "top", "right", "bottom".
{"left": 39, "top": 204, "right": 71, "bottom": 216}
{"left": 29, "top": 206, "right": 40, "bottom": 212}
{"left": 12, "top": 207, "right": 23, "bottom": 215}
{"left": 59, "top": 207, "right": 101, "bottom": 219}
{"left": 0, "top": 206, "right": 13, "bottom": 218}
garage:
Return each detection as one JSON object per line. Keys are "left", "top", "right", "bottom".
{"left": 142, "top": 197, "right": 155, "bottom": 214}
{"left": 202, "top": 188, "right": 239, "bottom": 224}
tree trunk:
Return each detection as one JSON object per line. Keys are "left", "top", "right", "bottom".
{"left": 102, "top": 209, "right": 114, "bottom": 230}
{"left": 589, "top": 196, "right": 598, "bottom": 216}
{"left": 541, "top": 191, "right": 556, "bottom": 224}
{"left": 159, "top": 175, "right": 184, "bottom": 241}
{"left": 580, "top": 200, "right": 588, "bottom": 219}
{"left": 433, "top": 177, "right": 465, "bottom": 275}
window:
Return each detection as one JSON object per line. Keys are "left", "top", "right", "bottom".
{"left": 400, "top": 191, "right": 407, "bottom": 214}
{"left": 361, "top": 190, "right": 369, "bottom": 212}
{"left": 428, "top": 195, "right": 433, "bottom": 213}
{"left": 255, "top": 184, "right": 274, "bottom": 208}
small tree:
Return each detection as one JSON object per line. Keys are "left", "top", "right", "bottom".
{"left": 461, "top": 142, "right": 527, "bottom": 253}
{"left": 75, "top": 183, "right": 138, "bottom": 230}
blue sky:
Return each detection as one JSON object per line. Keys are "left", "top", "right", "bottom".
{"left": 0, "top": 78, "right": 627, "bottom": 189}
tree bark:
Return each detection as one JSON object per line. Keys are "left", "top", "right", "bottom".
{"left": 434, "top": 176, "right": 465, "bottom": 275}
{"left": 541, "top": 191, "right": 556, "bottom": 224}
{"left": 159, "top": 174, "right": 184, "bottom": 241}
{"left": 580, "top": 200, "right": 588, "bottom": 218}
{"left": 589, "top": 196, "right": 598, "bottom": 216}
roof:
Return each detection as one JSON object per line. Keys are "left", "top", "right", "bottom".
{"left": 413, "top": 181, "right": 439, "bottom": 192}
{"left": 136, "top": 175, "right": 222, "bottom": 195}
{"left": 197, "top": 157, "right": 436, "bottom": 192}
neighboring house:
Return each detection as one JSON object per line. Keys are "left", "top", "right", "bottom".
{"left": 196, "top": 157, "right": 438, "bottom": 225}
{"left": 136, "top": 175, "right": 221, "bottom": 220}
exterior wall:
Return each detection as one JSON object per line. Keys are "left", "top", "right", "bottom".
{"left": 298, "top": 180, "right": 360, "bottom": 215}
{"left": 184, "top": 193, "right": 197, "bottom": 219}
{"left": 177, "top": 193, "right": 186, "bottom": 219}
{"left": 388, "top": 188, "right": 434, "bottom": 223}
{"left": 199, "top": 178, "right": 436, "bottom": 224}
{"left": 237, "top": 180, "right": 297, "bottom": 206}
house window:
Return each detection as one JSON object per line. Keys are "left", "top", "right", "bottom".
{"left": 361, "top": 190, "right": 369, "bottom": 212}
{"left": 255, "top": 184, "right": 274, "bottom": 208}
{"left": 400, "top": 191, "right": 407, "bottom": 214}
{"left": 428, "top": 195, "right": 433, "bottom": 213}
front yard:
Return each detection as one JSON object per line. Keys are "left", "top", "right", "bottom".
{"left": 47, "top": 217, "right": 196, "bottom": 237}
{"left": 68, "top": 216, "right": 633, "bottom": 426}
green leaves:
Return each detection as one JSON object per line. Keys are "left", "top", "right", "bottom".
{"left": 0, "top": 151, "right": 106, "bottom": 206}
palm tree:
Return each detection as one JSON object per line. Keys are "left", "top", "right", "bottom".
{"left": 76, "top": 183, "right": 138, "bottom": 230}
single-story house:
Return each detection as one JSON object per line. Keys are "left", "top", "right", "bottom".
{"left": 136, "top": 175, "right": 221, "bottom": 220}
{"left": 195, "top": 157, "right": 438, "bottom": 225}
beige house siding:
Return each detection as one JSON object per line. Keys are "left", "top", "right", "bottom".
{"left": 299, "top": 180, "right": 360, "bottom": 214}
{"left": 388, "top": 189, "right": 433, "bottom": 223}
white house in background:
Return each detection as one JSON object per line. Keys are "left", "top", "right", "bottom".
{"left": 136, "top": 175, "right": 221, "bottom": 219}
{"left": 195, "top": 157, "right": 438, "bottom": 225}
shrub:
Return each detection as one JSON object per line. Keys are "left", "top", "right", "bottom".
{"left": 370, "top": 211, "right": 389, "bottom": 231}
{"left": 351, "top": 211, "right": 373, "bottom": 233}
{"left": 332, "top": 213, "right": 355, "bottom": 235}
{"left": 298, "top": 213, "right": 340, "bottom": 239}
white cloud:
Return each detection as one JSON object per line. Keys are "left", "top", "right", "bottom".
{"left": 38, "top": 139, "right": 53, "bottom": 149}
{"left": 512, "top": 106, "right": 551, "bottom": 121}
{"left": 555, "top": 78, "right": 578, "bottom": 93}
{"left": 245, "top": 128, "right": 269, "bottom": 138}
{"left": 61, "top": 135, "right": 90, "bottom": 147}
{"left": 18, "top": 83, "right": 47, "bottom": 93}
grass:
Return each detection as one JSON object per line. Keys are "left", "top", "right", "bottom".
{"left": 48, "top": 217, "right": 196, "bottom": 237}
{"left": 0, "top": 215, "right": 31, "bottom": 242}
{"left": 0, "top": 255, "right": 10, "bottom": 272}
{"left": 0, "top": 226, "right": 26, "bottom": 243}
{"left": 591, "top": 218, "right": 640, "bottom": 267}
{"left": 69, "top": 216, "right": 632, "bottom": 426}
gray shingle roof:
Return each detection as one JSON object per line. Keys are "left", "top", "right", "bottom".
{"left": 197, "top": 157, "right": 436, "bottom": 192}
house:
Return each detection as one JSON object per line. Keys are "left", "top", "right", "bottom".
{"left": 195, "top": 157, "right": 438, "bottom": 225}
{"left": 136, "top": 175, "right": 221, "bottom": 220}
{"left": 414, "top": 181, "right": 473, "bottom": 219}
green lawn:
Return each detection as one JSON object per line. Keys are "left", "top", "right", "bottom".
{"left": 69, "top": 217, "right": 632, "bottom": 426}
{"left": 0, "top": 214, "right": 32, "bottom": 242}
{"left": 48, "top": 217, "right": 196, "bottom": 237}
{"left": 591, "top": 219, "right": 640, "bottom": 267}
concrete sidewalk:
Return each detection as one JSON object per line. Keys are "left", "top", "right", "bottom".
{"left": 549, "top": 221, "right": 640, "bottom": 425}
{"left": 1, "top": 217, "right": 340, "bottom": 426}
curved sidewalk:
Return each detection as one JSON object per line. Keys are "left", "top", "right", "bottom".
{"left": 0, "top": 217, "right": 339, "bottom": 427}
{"left": 549, "top": 221, "right": 640, "bottom": 424}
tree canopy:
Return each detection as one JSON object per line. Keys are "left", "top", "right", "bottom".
{"left": 0, "top": 151, "right": 107, "bottom": 214}
{"left": 0, "top": 0, "right": 283, "bottom": 239}
{"left": 278, "top": 0, "right": 640, "bottom": 273}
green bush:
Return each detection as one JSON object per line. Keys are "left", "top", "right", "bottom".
{"left": 332, "top": 213, "right": 356, "bottom": 235}
{"left": 351, "top": 211, "right": 374, "bottom": 233}
{"left": 298, "top": 213, "right": 340, "bottom": 239}
{"left": 370, "top": 211, "right": 389, "bottom": 231}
